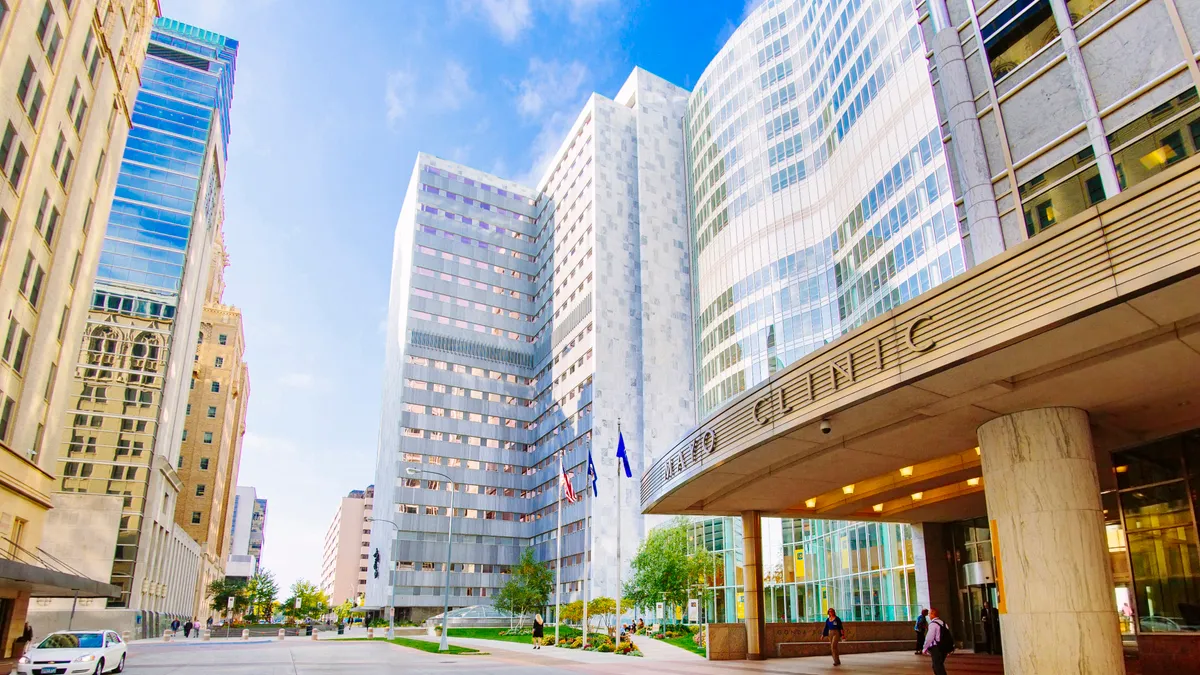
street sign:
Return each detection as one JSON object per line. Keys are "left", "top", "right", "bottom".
{"left": 655, "top": 602, "right": 663, "bottom": 620}
{"left": 227, "top": 596, "right": 235, "bottom": 609}
{"left": 688, "top": 599, "right": 699, "bottom": 623}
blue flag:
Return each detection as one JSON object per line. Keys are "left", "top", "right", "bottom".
{"left": 586, "top": 450, "right": 598, "bottom": 497}
{"left": 616, "top": 431, "right": 632, "bottom": 478}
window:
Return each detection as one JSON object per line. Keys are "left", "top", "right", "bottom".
{"left": 18, "top": 253, "right": 33, "bottom": 296}
{"left": 210, "top": 381, "right": 220, "bottom": 393}
{"left": 203, "top": 431, "right": 213, "bottom": 444}
{"left": 51, "top": 133, "right": 64, "bottom": 169}
{"left": 29, "top": 266, "right": 44, "bottom": 307}
{"left": 59, "top": 150, "right": 73, "bottom": 186}
{"left": 46, "top": 26, "right": 62, "bottom": 64}
{"left": 191, "top": 512, "right": 201, "bottom": 524}
{"left": 181, "top": 429, "right": 187, "bottom": 441}
{"left": 10, "top": 144, "right": 28, "bottom": 187}
{"left": 206, "top": 406, "right": 216, "bottom": 418}
{"left": 44, "top": 208, "right": 59, "bottom": 247}
{"left": 981, "top": 0, "right": 1057, "bottom": 81}
{"left": 199, "top": 458, "right": 209, "bottom": 470}
{"left": 214, "top": 357, "right": 224, "bottom": 368}
{"left": 69, "top": 252, "right": 81, "bottom": 287}
{"left": 27, "top": 84, "right": 45, "bottom": 125}
{"left": 186, "top": 403, "right": 191, "bottom": 415}
{"left": 0, "top": 124, "right": 14, "bottom": 174}
{"left": 12, "top": 330, "right": 30, "bottom": 373}
{"left": 218, "top": 334, "right": 227, "bottom": 345}
{"left": 66, "top": 80, "right": 79, "bottom": 116}
{"left": 0, "top": 396, "right": 13, "bottom": 441}
{"left": 16, "top": 60, "right": 34, "bottom": 107}
{"left": 195, "top": 485, "right": 205, "bottom": 497}
{"left": 73, "top": 100, "right": 87, "bottom": 133}
{"left": 35, "top": 2, "right": 53, "bottom": 45}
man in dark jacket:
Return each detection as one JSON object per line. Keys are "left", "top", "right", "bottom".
{"left": 823, "top": 608, "right": 844, "bottom": 666}
{"left": 183, "top": 619, "right": 193, "bottom": 638}
{"left": 915, "top": 608, "right": 929, "bottom": 654}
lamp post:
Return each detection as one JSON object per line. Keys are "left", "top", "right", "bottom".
{"left": 407, "top": 467, "right": 455, "bottom": 652}
{"left": 368, "top": 517, "right": 403, "bottom": 639}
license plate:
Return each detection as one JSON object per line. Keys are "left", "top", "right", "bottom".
{"left": 40, "top": 668, "right": 58, "bottom": 675}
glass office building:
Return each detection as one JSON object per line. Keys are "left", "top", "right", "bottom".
{"left": 54, "top": 18, "right": 238, "bottom": 610}
{"left": 684, "top": 0, "right": 960, "bottom": 621}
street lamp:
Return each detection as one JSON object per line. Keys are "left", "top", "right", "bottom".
{"left": 407, "top": 467, "right": 455, "bottom": 652}
{"left": 368, "top": 517, "right": 402, "bottom": 639}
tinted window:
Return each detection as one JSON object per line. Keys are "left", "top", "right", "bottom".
{"left": 39, "top": 633, "right": 103, "bottom": 649}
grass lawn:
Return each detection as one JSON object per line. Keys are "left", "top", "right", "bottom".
{"left": 659, "top": 633, "right": 706, "bottom": 657}
{"left": 339, "top": 637, "right": 482, "bottom": 655}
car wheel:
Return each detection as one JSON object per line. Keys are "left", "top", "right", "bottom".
{"left": 115, "top": 654, "right": 125, "bottom": 673}
{"left": 94, "top": 658, "right": 104, "bottom": 675}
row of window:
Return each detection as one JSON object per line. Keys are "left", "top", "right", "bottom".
{"left": 413, "top": 265, "right": 530, "bottom": 302}
{"left": 400, "top": 428, "right": 529, "bottom": 453}
{"left": 406, "top": 355, "right": 533, "bottom": 386}
{"left": 401, "top": 452, "right": 530, "bottom": 473}
{"left": 404, "top": 379, "right": 533, "bottom": 407}
{"left": 411, "top": 286, "right": 534, "bottom": 323}
{"left": 403, "top": 402, "right": 530, "bottom": 430}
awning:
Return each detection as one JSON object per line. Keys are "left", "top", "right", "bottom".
{"left": 0, "top": 559, "right": 120, "bottom": 599}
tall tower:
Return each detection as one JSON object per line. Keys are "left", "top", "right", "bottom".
{"left": 366, "top": 69, "right": 695, "bottom": 622}
{"left": 174, "top": 224, "right": 250, "bottom": 622}
{"left": 43, "top": 18, "right": 238, "bottom": 616}
{"left": 0, "top": 0, "right": 157, "bottom": 655}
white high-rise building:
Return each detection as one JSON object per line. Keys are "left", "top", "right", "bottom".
{"left": 367, "top": 69, "right": 695, "bottom": 622}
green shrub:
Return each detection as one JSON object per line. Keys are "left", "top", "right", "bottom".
{"left": 597, "top": 642, "right": 614, "bottom": 652}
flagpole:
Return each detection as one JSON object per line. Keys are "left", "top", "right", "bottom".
{"left": 555, "top": 449, "right": 563, "bottom": 645}
{"left": 582, "top": 457, "right": 590, "bottom": 649}
{"left": 616, "top": 420, "right": 622, "bottom": 648}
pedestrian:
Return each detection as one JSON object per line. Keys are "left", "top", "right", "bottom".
{"left": 183, "top": 619, "right": 193, "bottom": 639}
{"left": 192, "top": 618, "right": 200, "bottom": 638}
{"left": 532, "top": 613, "right": 544, "bottom": 650}
{"left": 206, "top": 616, "right": 214, "bottom": 631}
{"left": 823, "top": 608, "right": 844, "bottom": 666}
{"left": 922, "top": 608, "right": 953, "bottom": 675}
{"left": 980, "top": 602, "right": 992, "bottom": 654}
{"left": 915, "top": 608, "right": 929, "bottom": 654}
{"left": 171, "top": 618, "right": 180, "bottom": 636}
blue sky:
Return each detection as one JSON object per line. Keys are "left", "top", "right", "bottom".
{"left": 161, "top": 0, "right": 756, "bottom": 589}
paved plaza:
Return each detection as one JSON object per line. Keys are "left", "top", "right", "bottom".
{"left": 119, "top": 637, "right": 936, "bottom": 674}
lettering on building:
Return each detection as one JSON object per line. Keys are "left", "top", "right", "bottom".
{"left": 659, "top": 314, "right": 938, "bottom": 485}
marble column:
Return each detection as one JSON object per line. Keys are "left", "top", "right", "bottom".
{"left": 741, "top": 511, "right": 766, "bottom": 660}
{"left": 977, "top": 408, "right": 1123, "bottom": 675}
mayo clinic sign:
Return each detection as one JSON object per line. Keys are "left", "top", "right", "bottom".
{"left": 659, "top": 315, "right": 938, "bottom": 485}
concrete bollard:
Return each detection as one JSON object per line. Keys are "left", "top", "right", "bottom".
{"left": 202, "top": 629, "right": 210, "bottom": 641}
{"left": 367, "top": 627, "right": 374, "bottom": 639}
{"left": 122, "top": 631, "right": 131, "bottom": 643}
{"left": 242, "top": 629, "right": 250, "bottom": 641}
{"left": 277, "top": 628, "right": 285, "bottom": 641}
{"left": 162, "top": 630, "right": 172, "bottom": 642}
{"left": 311, "top": 629, "right": 319, "bottom": 641}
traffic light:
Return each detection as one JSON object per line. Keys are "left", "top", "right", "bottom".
{"left": 373, "top": 549, "right": 380, "bottom": 578}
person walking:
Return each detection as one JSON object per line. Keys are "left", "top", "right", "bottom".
{"left": 922, "top": 608, "right": 952, "bottom": 675}
{"left": 206, "top": 616, "right": 214, "bottom": 631}
{"left": 915, "top": 608, "right": 929, "bottom": 654}
{"left": 531, "top": 613, "right": 544, "bottom": 650}
{"left": 170, "top": 618, "right": 180, "bottom": 636}
{"left": 823, "top": 608, "right": 845, "bottom": 666}
{"left": 183, "top": 619, "right": 193, "bottom": 639}
{"left": 191, "top": 618, "right": 200, "bottom": 638}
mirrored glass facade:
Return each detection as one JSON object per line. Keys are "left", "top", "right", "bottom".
{"left": 684, "top": 0, "right": 960, "bottom": 624}
{"left": 690, "top": 517, "right": 918, "bottom": 623}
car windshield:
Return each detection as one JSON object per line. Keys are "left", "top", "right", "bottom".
{"left": 38, "top": 633, "right": 103, "bottom": 649}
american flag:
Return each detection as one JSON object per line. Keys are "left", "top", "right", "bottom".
{"left": 562, "top": 466, "right": 580, "bottom": 504}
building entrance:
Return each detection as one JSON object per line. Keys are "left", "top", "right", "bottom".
{"left": 958, "top": 582, "right": 1000, "bottom": 654}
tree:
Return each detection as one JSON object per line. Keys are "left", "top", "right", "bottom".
{"left": 282, "top": 580, "right": 330, "bottom": 623}
{"left": 587, "top": 596, "right": 618, "bottom": 628}
{"left": 243, "top": 570, "right": 280, "bottom": 621}
{"left": 493, "top": 547, "right": 553, "bottom": 628}
{"left": 560, "top": 600, "right": 584, "bottom": 624}
{"left": 333, "top": 600, "right": 355, "bottom": 622}
{"left": 206, "top": 578, "right": 247, "bottom": 616}
{"left": 623, "top": 517, "right": 716, "bottom": 613}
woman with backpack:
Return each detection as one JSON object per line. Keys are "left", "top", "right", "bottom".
{"left": 921, "top": 608, "right": 954, "bottom": 675}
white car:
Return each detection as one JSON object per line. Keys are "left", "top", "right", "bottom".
{"left": 16, "top": 631, "right": 126, "bottom": 675}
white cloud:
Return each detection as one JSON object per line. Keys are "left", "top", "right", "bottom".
{"left": 456, "top": 0, "right": 533, "bottom": 43}
{"left": 279, "top": 372, "right": 319, "bottom": 389}
{"left": 384, "top": 68, "right": 415, "bottom": 126}
{"left": 435, "top": 61, "right": 473, "bottom": 110}
{"left": 516, "top": 58, "right": 589, "bottom": 118}
{"left": 513, "top": 59, "right": 591, "bottom": 184}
